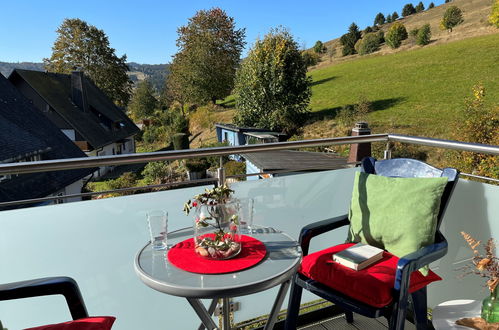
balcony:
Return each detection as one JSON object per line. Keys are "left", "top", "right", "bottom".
{"left": 0, "top": 134, "right": 498, "bottom": 329}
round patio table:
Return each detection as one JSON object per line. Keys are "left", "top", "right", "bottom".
{"left": 134, "top": 226, "right": 302, "bottom": 330}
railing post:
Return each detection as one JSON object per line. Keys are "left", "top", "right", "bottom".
{"left": 217, "top": 156, "right": 225, "bottom": 187}
{"left": 384, "top": 142, "right": 392, "bottom": 159}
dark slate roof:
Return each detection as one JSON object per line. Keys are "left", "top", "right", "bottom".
{"left": 243, "top": 150, "right": 349, "bottom": 172}
{"left": 9, "top": 69, "right": 139, "bottom": 149}
{"left": 0, "top": 74, "right": 95, "bottom": 207}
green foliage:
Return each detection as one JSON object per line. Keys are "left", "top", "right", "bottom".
{"left": 302, "top": 51, "right": 321, "bottom": 67}
{"left": 489, "top": 0, "right": 499, "bottom": 28}
{"left": 224, "top": 161, "right": 246, "bottom": 179}
{"left": 429, "top": 2, "right": 435, "bottom": 9}
{"left": 355, "top": 33, "right": 382, "bottom": 55}
{"left": 445, "top": 0, "right": 451, "bottom": 3}
{"left": 402, "top": 3, "right": 416, "bottom": 17}
{"left": 200, "top": 141, "right": 230, "bottom": 169}
{"left": 410, "top": 28, "right": 420, "bottom": 37}
{"left": 386, "top": 22, "right": 408, "bottom": 49}
{"left": 374, "top": 13, "right": 385, "bottom": 26}
{"left": 128, "top": 80, "right": 157, "bottom": 121}
{"left": 377, "top": 30, "right": 385, "bottom": 43}
{"left": 142, "top": 126, "right": 163, "bottom": 144}
{"left": 185, "top": 158, "right": 210, "bottom": 172}
{"left": 440, "top": 6, "right": 464, "bottom": 32}
{"left": 415, "top": 1, "right": 425, "bottom": 12}
{"left": 392, "top": 11, "right": 400, "bottom": 21}
{"left": 234, "top": 28, "right": 311, "bottom": 134}
{"left": 313, "top": 40, "right": 326, "bottom": 53}
{"left": 386, "top": 14, "right": 393, "bottom": 23}
{"left": 44, "top": 18, "right": 132, "bottom": 107}
{"left": 327, "top": 46, "right": 336, "bottom": 61}
{"left": 172, "top": 133, "right": 189, "bottom": 150}
{"left": 107, "top": 172, "right": 138, "bottom": 195}
{"left": 363, "top": 26, "right": 374, "bottom": 34}
{"left": 449, "top": 85, "right": 499, "bottom": 179}
{"left": 340, "top": 23, "right": 362, "bottom": 56}
{"left": 142, "top": 161, "right": 170, "bottom": 184}
{"left": 416, "top": 24, "right": 432, "bottom": 46}
{"left": 167, "top": 8, "right": 245, "bottom": 105}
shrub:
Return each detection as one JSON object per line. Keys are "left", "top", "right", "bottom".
{"left": 107, "top": 172, "right": 138, "bottom": 195}
{"left": 416, "top": 24, "right": 432, "bottom": 45}
{"left": 142, "top": 126, "right": 163, "bottom": 144}
{"left": 185, "top": 158, "right": 210, "bottom": 172}
{"left": 313, "top": 40, "right": 326, "bottom": 53}
{"left": 410, "top": 28, "right": 420, "bottom": 37}
{"left": 200, "top": 141, "right": 230, "bottom": 169}
{"left": 489, "top": 0, "right": 499, "bottom": 28}
{"left": 392, "top": 11, "right": 400, "bottom": 20}
{"left": 374, "top": 13, "right": 385, "bottom": 26}
{"left": 440, "top": 6, "right": 464, "bottom": 32}
{"left": 355, "top": 95, "right": 372, "bottom": 120}
{"left": 224, "top": 161, "right": 246, "bottom": 180}
{"left": 402, "top": 3, "right": 416, "bottom": 17}
{"left": 429, "top": 2, "right": 435, "bottom": 9}
{"left": 340, "top": 23, "right": 362, "bottom": 56}
{"left": 386, "top": 22, "right": 408, "bottom": 49}
{"left": 355, "top": 33, "right": 382, "bottom": 55}
{"left": 302, "top": 51, "right": 321, "bottom": 67}
{"left": 172, "top": 133, "right": 189, "bottom": 150}
{"left": 386, "top": 14, "right": 393, "bottom": 23}
{"left": 415, "top": 1, "right": 425, "bottom": 12}
{"left": 142, "top": 161, "right": 170, "bottom": 185}
{"left": 377, "top": 30, "right": 385, "bottom": 43}
{"left": 363, "top": 26, "right": 373, "bottom": 35}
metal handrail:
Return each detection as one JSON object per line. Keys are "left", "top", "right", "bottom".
{"left": 0, "top": 133, "right": 498, "bottom": 176}
{"left": 0, "top": 134, "right": 388, "bottom": 175}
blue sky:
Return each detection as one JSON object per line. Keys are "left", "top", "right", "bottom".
{"left": 1, "top": 0, "right": 444, "bottom": 64}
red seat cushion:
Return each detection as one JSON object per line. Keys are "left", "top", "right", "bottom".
{"left": 24, "top": 317, "right": 115, "bottom": 330}
{"left": 299, "top": 243, "right": 442, "bottom": 308}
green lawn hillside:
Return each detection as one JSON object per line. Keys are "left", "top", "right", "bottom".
{"left": 306, "top": 33, "right": 499, "bottom": 139}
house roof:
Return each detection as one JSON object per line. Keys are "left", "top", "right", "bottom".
{"left": 0, "top": 74, "right": 95, "bottom": 207}
{"left": 9, "top": 69, "right": 139, "bottom": 149}
{"left": 243, "top": 150, "right": 349, "bottom": 172}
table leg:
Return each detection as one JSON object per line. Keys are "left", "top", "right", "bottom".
{"left": 187, "top": 298, "right": 219, "bottom": 330}
{"left": 264, "top": 280, "right": 291, "bottom": 330}
{"left": 197, "top": 299, "right": 218, "bottom": 330}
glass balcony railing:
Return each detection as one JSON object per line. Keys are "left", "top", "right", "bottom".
{"left": 0, "top": 134, "right": 498, "bottom": 329}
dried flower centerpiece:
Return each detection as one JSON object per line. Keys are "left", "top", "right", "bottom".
{"left": 184, "top": 185, "right": 241, "bottom": 260}
{"left": 460, "top": 231, "right": 499, "bottom": 323}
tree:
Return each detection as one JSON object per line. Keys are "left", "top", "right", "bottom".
{"left": 355, "top": 32, "right": 382, "bottom": 55}
{"left": 402, "top": 3, "right": 416, "bottom": 17}
{"left": 363, "top": 26, "right": 373, "bottom": 35}
{"left": 392, "top": 11, "right": 400, "bottom": 20}
{"left": 489, "top": 0, "right": 499, "bottom": 28}
{"left": 313, "top": 40, "right": 326, "bottom": 53}
{"left": 386, "top": 22, "right": 408, "bottom": 48}
{"left": 168, "top": 8, "right": 245, "bottom": 105}
{"left": 386, "top": 14, "right": 393, "bottom": 23}
{"left": 415, "top": 2, "right": 425, "bottom": 12}
{"left": 44, "top": 18, "right": 132, "bottom": 107}
{"left": 440, "top": 6, "right": 464, "bottom": 32}
{"left": 429, "top": 2, "right": 435, "bottom": 9}
{"left": 445, "top": 0, "right": 451, "bottom": 3}
{"left": 374, "top": 13, "right": 385, "bottom": 26}
{"left": 340, "top": 23, "right": 362, "bottom": 56}
{"left": 128, "top": 80, "right": 158, "bottom": 121}
{"left": 416, "top": 24, "right": 432, "bottom": 45}
{"left": 234, "top": 28, "right": 311, "bottom": 134}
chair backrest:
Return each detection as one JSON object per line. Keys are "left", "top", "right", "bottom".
{"left": 361, "top": 157, "right": 459, "bottom": 229}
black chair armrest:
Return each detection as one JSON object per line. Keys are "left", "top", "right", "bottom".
{"left": 299, "top": 214, "right": 349, "bottom": 256}
{"left": 0, "top": 276, "right": 89, "bottom": 320}
{"left": 394, "top": 231, "right": 448, "bottom": 291}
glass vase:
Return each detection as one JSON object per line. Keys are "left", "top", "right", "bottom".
{"left": 193, "top": 202, "right": 241, "bottom": 260}
{"left": 481, "top": 286, "right": 499, "bottom": 323}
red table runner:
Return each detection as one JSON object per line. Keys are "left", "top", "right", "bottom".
{"left": 167, "top": 235, "right": 267, "bottom": 274}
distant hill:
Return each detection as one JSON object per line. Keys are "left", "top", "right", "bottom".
{"left": 0, "top": 61, "right": 169, "bottom": 93}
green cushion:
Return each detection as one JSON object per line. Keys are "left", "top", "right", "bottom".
{"left": 348, "top": 171, "right": 448, "bottom": 275}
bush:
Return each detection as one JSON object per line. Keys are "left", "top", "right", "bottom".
{"left": 386, "top": 14, "right": 393, "bottom": 23}
{"left": 107, "top": 172, "right": 138, "bottom": 195}
{"left": 355, "top": 33, "right": 382, "bottom": 55}
{"left": 172, "top": 133, "right": 189, "bottom": 150}
{"left": 392, "top": 11, "right": 400, "bottom": 20}
{"left": 224, "top": 161, "right": 246, "bottom": 180}
{"left": 142, "top": 161, "right": 169, "bottom": 185}
{"left": 489, "top": 0, "right": 499, "bottom": 28}
{"left": 374, "top": 13, "right": 385, "bottom": 26}
{"left": 410, "top": 28, "right": 420, "bottom": 37}
{"left": 200, "top": 141, "right": 230, "bottom": 169}
{"left": 415, "top": 1, "right": 425, "bottom": 12}
{"left": 313, "top": 40, "right": 326, "bottom": 53}
{"left": 142, "top": 126, "right": 163, "bottom": 144}
{"left": 386, "top": 22, "right": 408, "bottom": 49}
{"left": 340, "top": 23, "right": 362, "bottom": 56}
{"left": 302, "top": 51, "right": 321, "bottom": 67}
{"left": 440, "top": 6, "right": 464, "bottom": 32}
{"left": 377, "top": 30, "right": 385, "bottom": 43}
{"left": 429, "top": 2, "right": 435, "bottom": 9}
{"left": 416, "top": 24, "right": 432, "bottom": 45}
{"left": 185, "top": 158, "right": 210, "bottom": 172}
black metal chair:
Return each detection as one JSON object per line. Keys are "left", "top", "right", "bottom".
{"left": 284, "top": 157, "right": 459, "bottom": 330}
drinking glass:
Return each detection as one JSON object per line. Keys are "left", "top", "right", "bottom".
{"left": 238, "top": 198, "right": 254, "bottom": 234}
{"left": 147, "top": 210, "right": 168, "bottom": 250}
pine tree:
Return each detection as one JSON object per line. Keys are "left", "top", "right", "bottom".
{"left": 440, "top": 5, "right": 464, "bottom": 32}
{"left": 386, "top": 14, "right": 393, "bottom": 23}
{"left": 340, "top": 23, "right": 362, "bottom": 56}
{"left": 392, "top": 11, "right": 400, "bottom": 20}
{"left": 374, "top": 13, "right": 386, "bottom": 26}
{"left": 415, "top": 2, "right": 425, "bottom": 12}
{"left": 44, "top": 18, "right": 132, "bottom": 107}
{"left": 168, "top": 8, "right": 245, "bottom": 105}
{"left": 429, "top": 2, "right": 435, "bottom": 9}
{"left": 128, "top": 80, "right": 158, "bottom": 121}
{"left": 402, "top": 3, "right": 416, "bottom": 17}
{"left": 416, "top": 24, "right": 432, "bottom": 45}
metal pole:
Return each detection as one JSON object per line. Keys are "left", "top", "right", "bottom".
{"left": 217, "top": 156, "right": 225, "bottom": 187}
{"left": 384, "top": 142, "right": 392, "bottom": 160}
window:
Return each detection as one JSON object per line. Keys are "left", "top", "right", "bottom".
{"left": 54, "top": 192, "right": 64, "bottom": 204}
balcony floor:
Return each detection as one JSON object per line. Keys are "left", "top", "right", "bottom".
{"left": 299, "top": 313, "right": 417, "bottom": 330}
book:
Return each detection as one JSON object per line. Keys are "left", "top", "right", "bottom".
{"left": 332, "top": 243, "right": 384, "bottom": 271}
